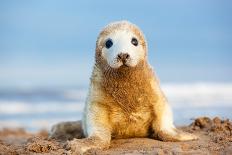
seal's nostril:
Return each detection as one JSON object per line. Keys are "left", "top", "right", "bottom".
{"left": 125, "top": 54, "right": 129, "bottom": 59}
{"left": 117, "top": 54, "right": 122, "bottom": 59}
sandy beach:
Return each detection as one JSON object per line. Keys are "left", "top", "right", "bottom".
{"left": 0, "top": 116, "right": 231, "bottom": 155}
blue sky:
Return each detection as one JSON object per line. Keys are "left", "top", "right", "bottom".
{"left": 0, "top": 0, "right": 231, "bottom": 88}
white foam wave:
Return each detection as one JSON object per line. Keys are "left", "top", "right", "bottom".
{"left": 161, "top": 83, "right": 232, "bottom": 107}
{"left": 0, "top": 117, "right": 81, "bottom": 131}
{"left": 0, "top": 101, "right": 84, "bottom": 114}
{"left": 0, "top": 83, "right": 232, "bottom": 115}
{"left": 0, "top": 83, "right": 231, "bottom": 130}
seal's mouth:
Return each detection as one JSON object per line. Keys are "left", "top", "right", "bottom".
{"left": 121, "top": 63, "right": 129, "bottom": 67}
{"left": 107, "top": 53, "right": 138, "bottom": 69}
{"left": 116, "top": 60, "right": 130, "bottom": 68}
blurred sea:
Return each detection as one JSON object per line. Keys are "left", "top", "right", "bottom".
{"left": 0, "top": 83, "right": 231, "bottom": 131}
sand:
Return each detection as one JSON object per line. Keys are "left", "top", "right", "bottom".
{"left": 0, "top": 117, "right": 231, "bottom": 155}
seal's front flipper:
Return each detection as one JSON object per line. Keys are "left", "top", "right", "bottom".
{"left": 156, "top": 128, "right": 198, "bottom": 142}
{"left": 49, "top": 120, "right": 84, "bottom": 141}
{"left": 152, "top": 103, "right": 198, "bottom": 142}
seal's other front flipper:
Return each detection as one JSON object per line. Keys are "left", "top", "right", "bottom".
{"left": 49, "top": 120, "right": 84, "bottom": 141}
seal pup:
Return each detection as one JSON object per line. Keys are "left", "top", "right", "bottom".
{"left": 50, "top": 21, "right": 197, "bottom": 154}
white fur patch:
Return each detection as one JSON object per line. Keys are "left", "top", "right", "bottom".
{"left": 161, "top": 103, "right": 176, "bottom": 135}
{"left": 101, "top": 30, "right": 145, "bottom": 68}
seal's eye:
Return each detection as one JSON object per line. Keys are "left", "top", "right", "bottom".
{"left": 105, "top": 39, "right": 113, "bottom": 49}
{"left": 131, "top": 37, "right": 138, "bottom": 46}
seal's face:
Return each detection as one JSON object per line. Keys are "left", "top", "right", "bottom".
{"left": 101, "top": 30, "right": 144, "bottom": 69}
{"left": 96, "top": 21, "right": 147, "bottom": 69}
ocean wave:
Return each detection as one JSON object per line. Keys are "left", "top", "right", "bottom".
{"left": 0, "top": 83, "right": 231, "bottom": 131}
{"left": 0, "top": 101, "right": 84, "bottom": 114}
{"left": 162, "top": 83, "right": 232, "bottom": 107}
{"left": 0, "top": 117, "right": 81, "bottom": 131}
{"left": 0, "top": 83, "right": 232, "bottom": 114}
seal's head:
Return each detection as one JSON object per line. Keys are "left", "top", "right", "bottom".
{"left": 96, "top": 21, "right": 147, "bottom": 69}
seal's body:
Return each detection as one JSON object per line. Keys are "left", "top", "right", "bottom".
{"left": 50, "top": 21, "right": 197, "bottom": 154}
{"left": 84, "top": 63, "right": 156, "bottom": 140}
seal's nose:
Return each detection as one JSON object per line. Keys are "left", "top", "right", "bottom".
{"left": 117, "top": 53, "right": 130, "bottom": 62}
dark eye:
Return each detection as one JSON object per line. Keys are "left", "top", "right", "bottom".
{"left": 131, "top": 37, "right": 138, "bottom": 46}
{"left": 105, "top": 39, "right": 113, "bottom": 49}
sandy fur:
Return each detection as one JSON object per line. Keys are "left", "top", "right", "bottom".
{"left": 50, "top": 21, "right": 197, "bottom": 154}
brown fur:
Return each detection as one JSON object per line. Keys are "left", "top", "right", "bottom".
{"left": 93, "top": 61, "right": 157, "bottom": 138}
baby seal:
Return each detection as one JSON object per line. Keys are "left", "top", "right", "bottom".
{"left": 50, "top": 21, "right": 197, "bottom": 154}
